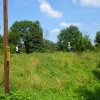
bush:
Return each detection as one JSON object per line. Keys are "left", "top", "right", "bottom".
{"left": 9, "top": 44, "right": 16, "bottom": 54}
{"left": 0, "top": 43, "right": 3, "bottom": 55}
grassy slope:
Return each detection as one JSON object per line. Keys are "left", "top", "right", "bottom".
{"left": 0, "top": 52, "right": 100, "bottom": 100}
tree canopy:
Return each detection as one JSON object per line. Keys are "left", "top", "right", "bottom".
{"left": 57, "top": 25, "right": 92, "bottom": 52}
{"left": 94, "top": 31, "right": 100, "bottom": 45}
{"left": 8, "top": 20, "right": 44, "bottom": 53}
{"left": 57, "top": 25, "right": 82, "bottom": 51}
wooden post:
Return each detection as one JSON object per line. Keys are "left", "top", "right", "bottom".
{"left": 3, "top": 0, "right": 9, "bottom": 94}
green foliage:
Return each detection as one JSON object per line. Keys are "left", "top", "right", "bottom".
{"left": 57, "top": 25, "right": 83, "bottom": 51}
{"left": 92, "top": 45, "right": 100, "bottom": 52}
{"left": 43, "top": 39, "right": 58, "bottom": 52}
{"left": 8, "top": 30, "right": 20, "bottom": 45}
{"left": 0, "top": 51, "right": 100, "bottom": 99}
{"left": 0, "top": 35, "right": 3, "bottom": 55}
{"left": 94, "top": 31, "right": 100, "bottom": 45}
{"left": 0, "top": 44, "right": 3, "bottom": 55}
{"left": 0, "top": 34, "right": 3, "bottom": 43}
{"left": 81, "top": 34, "right": 92, "bottom": 51}
{"left": 9, "top": 44, "right": 16, "bottom": 54}
{"left": 57, "top": 25, "right": 92, "bottom": 52}
{"left": 9, "top": 20, "right": 44, "bottom": 53}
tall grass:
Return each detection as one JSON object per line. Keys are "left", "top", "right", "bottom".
{"left": 0, "top": 51, "right": 100, "bottom": 100}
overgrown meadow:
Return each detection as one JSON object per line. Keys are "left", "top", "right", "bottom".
{"left": 0, "top": 51, "right": 100, "bottom": 100}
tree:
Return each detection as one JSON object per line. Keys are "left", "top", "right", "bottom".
{"left": 8, "top": 30, "right": 20, "bottom": 45}
{"left": 0, "top": 34, "right": 3, "bottom": 54}
{"left": 57, "top": 25, "right": 82, "bottom": 51}
{"left": 0, "top": 34, "right": 3, "bottom": 43}
{"left": 43, "top": 39, "right": 58, "bottom": 52}
{"left": 94, "top": 31, "right": 100, "bottom": 45}
{"left": 81, "top": 34, "right": 92, "bottom": 51}
{"left": 57, "top": 25, "right": 92, "bottom": 52}
{"left": 9, "top": 20, "right": 44, "bottom": 53}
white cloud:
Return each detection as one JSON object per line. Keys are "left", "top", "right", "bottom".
{"left": 80, "top": 0, "right": 100, "bottom": 7}
{"left": 60, "top": 22, "right": 84, "bottom": 27}
{"left": 38, "top": 0, "right": 63, "bottom": 18}
{"left": 72, "top": 0, "right": 77, "bottom": 4}
{"left": 50, "top": 28, "right": 60, "bottom": 33}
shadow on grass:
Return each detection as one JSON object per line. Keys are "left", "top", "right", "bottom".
{"left": 77, "top": 87, "right": 100, "bottom": 100}
{"left": 93, "top": 70, "right": 100, "bottom": 80}
{"left": 76, "top": 70, "right": 100, "bottom": 100}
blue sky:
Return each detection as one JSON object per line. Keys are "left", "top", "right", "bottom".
{"left": 0, "top": 0, "right": 100, "bottom": 44}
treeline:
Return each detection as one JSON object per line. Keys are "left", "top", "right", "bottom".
{"left": 0, "top": 20, "right": 100, "bottom": 54}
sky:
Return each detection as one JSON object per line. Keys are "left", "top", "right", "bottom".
{"left": 0, "top": 0, "right": 100, "bottom": 44}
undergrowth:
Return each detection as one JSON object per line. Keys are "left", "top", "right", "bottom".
{"left": 0, "top": 51, "right": 100, "bottom": 100}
